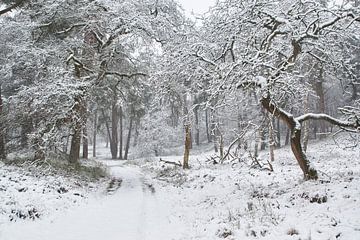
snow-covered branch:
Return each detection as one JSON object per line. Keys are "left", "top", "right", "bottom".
{"left": 56, "top": 23, "right": 87, "bottom": 35}
{"left": 0, "top": 0, "right": 26, "bottom": 16}
{"left": 296, "top": 113, "right": 360, "bottom": 130}
{"left": 104, "top": 71, "right": 147, "bottom": 79}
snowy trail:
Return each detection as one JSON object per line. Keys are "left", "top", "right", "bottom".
{"left": 0, "top": 160, "right": 183, "bottom": 240}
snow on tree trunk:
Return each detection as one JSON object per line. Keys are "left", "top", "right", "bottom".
{"left": 69, "top": 121, "right": 82, "bottom": 164}
{"left": 69, "top": 95, "right": 86, "bottom": 164}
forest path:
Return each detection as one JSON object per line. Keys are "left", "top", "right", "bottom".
{"left": 0, "top": 159, "right": 183, "bottom": 240}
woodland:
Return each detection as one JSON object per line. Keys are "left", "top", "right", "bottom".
{"left": 0, "top": 0, "right": 360, "bottom": 239}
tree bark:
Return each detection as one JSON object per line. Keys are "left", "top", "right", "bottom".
{"left": 302, "top": 93, "right": 310, "bottom": 152}
{"left": 0, "top": 85, "right": 5, "bottom": 159}
{"left": 118, "top": 106, "right": 123, "bottom": 160}
{"left": 284, "top": 128, "right": 290, "bottom": 146}
{"left": 110, "top": 101, "right": 118, "bottom": 159}
{"left": 82, "top": 120, "right": 88, "bottom": 159}
{"left": 133, "top": 121, "right": 139, "bottom": 147}
{"left": 69, "top": 121, "right": 82, "bottom": 164}
{"left": 69, "top": 95, "right": 85, "bottom": 164}
{"left": 254, "top": 131, "right": 259, "bottom": 157}
{"left": 219, "top": 133, "right": 224, "bottom": 160}
{"left": 269, "top": 114, "right": 275, "bottom": 162}
{"left": 124, "top": 116, "right": 133, "bottom": 160}
{"left": 194, "top": 104, "right": 200, "bottom": 146}
{"left": 92, "top": 108, "right": 97, "bottom": 158}
{"left": 276, "top": 118, "right": 281, "bottom": 148}
{"left": 261, "top": 95, "right": 318, "bottom": 180}
{"left": 102, "top": 109, "right": 112, "bottom": 149}
{"left": 205, "top": 109, "right": 211, "bottom": 143}
{"left": 260, "top": 111, "right": 267, "bottom": 150}
{"left": 313, "top": 65, "right": 326, "bottom": 139}
{"left": 183, "top": 124, "right": 191, "bottom": 169}
{"left": 20, "top": 117, "right": 33, "bottom": 148}
{"left": 211, "top": 115, "right": 218, "bottom": 152}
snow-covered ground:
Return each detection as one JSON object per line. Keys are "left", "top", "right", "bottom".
{"left": 0, "top": 160, "right": 103, "bottom": 225}
{"left": 0, "top": 134, "right": 359, "bottom": 240}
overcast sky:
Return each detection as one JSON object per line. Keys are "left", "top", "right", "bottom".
{"left": 177, "top": 0, "right": 216, "bottom": 16}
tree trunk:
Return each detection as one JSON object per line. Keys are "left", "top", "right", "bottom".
{"left": 260, "top": 128, "right": 266, "bottom": 150}
{"left": 133, "top": 121, "right": 139, "bottom": 147}
{"left": 211, "top": 116, "right": 218, "bottom": 152}
{"left": 69, "top": 121, "right": 82, "bottom": 164}
{"left": 183, "top": 124, "right": 191, "bottom": 169}
{"left": 302, "top": 92, "right": 310, "bottom": 152}
{"left": 93, "top": 108, "right": 97, "bottom": 158}
{"left": 82, "top": 120, "right": 88, "bottom": 159}
{"left": 170, "top": 101, "right": 180, "bottom": 127}
{"left": 124, "top": 116, "right": 133, "bottom": 160}
{"left": 110, "top": 102, "right": 118, "bottom": 159}
{"left": 261, "top": 96, "right": 318, "bottom": 180}
{"left": 194, "top": 105, "right": 200, "bottom": 146}
{"left": 313, "top": 125, "right": 318, "bottom": 139}
{"left": 105, "top": 134, "right": 109, "bottom": 148}
{"left": 205, "top": 109, "right": 211, "bottom": 143}
{"left": 118, "top": 106, "right": 123, "bottom": 160}
{"left": 268, "top": 114, "right": 275, "bottom": 162}
{"left": 284, "top": 128, "right": 290, "bottom": 146}
{"left": 276, "top": 118, "right": 281, "bottom": 148}
{"left": 260, "top": 113, "right": 267, "bottom": 150}
{"left": 63, "top": 134, "right": 69, "bottom": 153}
{"left": 69, "top": 95, "right": 86, "bottom": 164}
{"left": 20, "top": 117, "right": 33, "bottom": 148}
{"left": 254, "top": 131, "right": 259, "bottom": 157}
{"left": 314, "top": 65, "right": 326, "bottom": 139}
{"left": 34, "top": 138, "right": 45, "bottom": 161}
{"left": 102, "top": 109, "right": 112, "bottom": 149}
{"left": 290, "top": 128, "right": 317, "bottom": 179}
{"left": 219, "top": 133, "right": 224, "bottom": 161}
{"left": 0, "top": 85, "right": 6, "bottom": 159}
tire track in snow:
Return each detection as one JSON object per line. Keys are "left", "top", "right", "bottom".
{"left": 0, "top": 160, "right": 183, "bottom": 240}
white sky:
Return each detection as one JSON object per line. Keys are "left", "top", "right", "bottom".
{"left": 176, "top": 0, "right": 216, "bottom": 16}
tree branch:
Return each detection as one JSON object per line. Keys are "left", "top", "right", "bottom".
{"left": 104, "top": 71, "right": 148, "bottom": 79}
{"left": 296, "top": 113, "right": 360, "bottom": 130}
{"left": 159, "top": 158, "right": 182, "bottom": 167}
{"left": 56, "top": 23, "right": 87, "bottom": 35}
{"left": 0, "top": 0, "right": 26, "bottom": 16}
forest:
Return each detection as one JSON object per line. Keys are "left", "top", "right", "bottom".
{"left": 0, "top": 0, "right": 360, "bottom": 239}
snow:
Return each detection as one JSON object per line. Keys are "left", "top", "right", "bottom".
{"left": 296, "top": 113, "right": 354, "bottom": 128}
{"left": 255, "top": 76, "right": 267, "bottom": 88}
{"left": 1, "top": 134, "right": 360, "bottom": 240}
{"left": 1, "top": 163, "right": 183, "bottom": 240}
{"left": 0, "top": 161, "right": 99, "bottom": 226}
